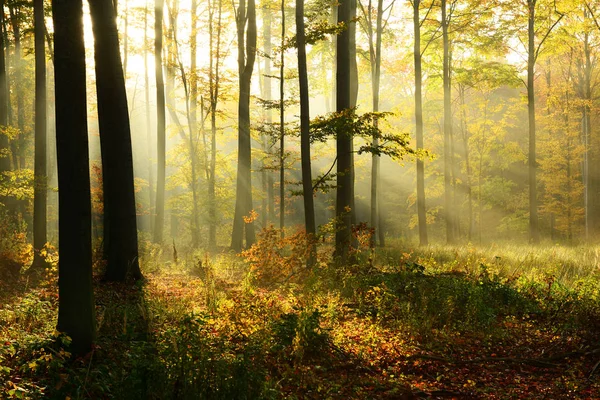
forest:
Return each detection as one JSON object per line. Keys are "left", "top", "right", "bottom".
{"left": 2, "top": 0, "right": 600, "bottom": 397}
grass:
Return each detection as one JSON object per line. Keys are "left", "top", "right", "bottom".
{"left": 2, "top": 237, "right": 600, "bottom": 398}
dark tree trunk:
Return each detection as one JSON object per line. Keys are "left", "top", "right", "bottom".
{"left": 154, "top": 0, "right": 166, "bottom": 244}
{"left": 53, "top": 0, "right": 96, "bottom": 355}
{"left": 335, "top": 0, "right": 353, "bottom": 263}
{"left": 89, "top": 0, "right": 142, "bottom": 281}
{"left": 296, "top": 0, "right": 316, "bottom": 262}
{"left": 32, "top": 0, "right": 47, "bottom": 269}
{"left": 279, "top": 0, "right": 285, "bottom": 237}
{"left": 231, "top": 0, "right": 257, "bottom": 251}
{"left": 0, "top": 0, "right": 8, "bottom": 177}
{"left": 414, "top": 0, "right": 428, "bottom": 246}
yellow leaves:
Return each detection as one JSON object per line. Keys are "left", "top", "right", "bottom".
{"left": 243, "top": 209, "right": 258, "bottom": 224}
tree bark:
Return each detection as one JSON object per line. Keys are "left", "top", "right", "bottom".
{"left": 53, "top": 0, "right": 96, "bottom": 354}
{"left": 296, "top": 0, "right": 316, "bottom": 263}
{"left": 144, "top": 0, "right": 154, "bottom": 235}
{"left": 32, "top": 0, "right": 47, "bottom": 269}
{"left": 279, "top": 0, "right": 285, "bottom": 237}
{"left": 0, "top": 0, "right": 7, "bottom": 176}
{"left": 335, "top": 0, "right": 353, "bottom": 263}
{"left": 89, "top": 0, "right": 142, "bottom": 281}
{"left": 231, "top": 0, "right": 257, "bottom": 251}
{"left": 208, "top": 0, "right": 222, "bottom": 249}
{"left": 414, "top": 0, "right": 428, "bottom": 246}
{"left": 442, "top": 0, "right": 455, "bottom": 244}
{"left": 154, "top": 0, "right": 166, "bottom": 244}
{"left": 527, "top": 0, "right": 539, "bottom": 243}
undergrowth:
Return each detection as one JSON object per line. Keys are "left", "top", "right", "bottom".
{"left": 2, "top": 232, "right": 600, "bottom": 398}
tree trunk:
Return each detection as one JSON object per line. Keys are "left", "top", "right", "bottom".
{"left": 459, "top": 87, "right": 473, "bottom": 241}
{"left": 144, "top": 0, "right": 154, "bottom": 235}
{"left": 367, "top": 0, "right": 384, "bottom": 247}
{"left": 262, "top": 4, "right": 273, "bottom": 228}
{"left": 0, "top": 0, "right": 8, "bottom": 177}
{"left": 89, "top": 0, "right": 142, "bottom": 281}
{"left": 31, "top": 0, "right": 47, "bottom": 269}
{"left": 53, "top": 0, "right": 96, "bottom": 354}
{"left": 208, "top": 0, "right": 223, "bottom": 249}
{"left": 279, "top": 0, "right": 285, "bottom": 237}
{"left": 527, "top": 0, "right": 539, "bottom": 243}
{"left": 296, "top": 0, "right": 316, "bottom": 263}
{"left": 335, "top": 0, "right": 352, "bottom": 263}
{"left": 442, "top": 0, "right": 455, "bottom": 244}
{"left": 154, "top": 0, "right": 166, "bottom": 244}
{"left": 189, "top": 0, "right": 200, "bottom": 248}
{"left": 414, "top": 0, "right": 428, "bottom": 246}
{"left": 231, "top": 0, "right": 257, "bottom": 251}
{"left": 8, "top": 4, "right": 24, "bottom": 171}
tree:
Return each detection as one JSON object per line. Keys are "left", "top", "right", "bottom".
{"left": 441, "top": 0, "right": 456, "bottom": 244}
{"left": 207, "top": 0, "right": 225, "bottom": 249}
{"left": 413, "top": 0, "right": 428, "bottom": 246}
{"left": 0, "top": 0, "right": 7, "bottom": 179}
{"left": 231, "top": 0, "right": 257, "bottom": 251}
{"left": 53, "top": 0, "right": 96, "bottom": 354}
{"left": 522, "top": 0, "right": 564, "bottom": 243}
{"left": 89, "top": 0, "right": 142, "bottom": 281}
{"left": 358, "top": 0, "right": 392, "bottom": 246}
{"left": 335, "top": 0, "right": 353, "bottom": 262}
{"left": 154, "top": 0, "right": 166, "bottom": 244}
{"left": 296, "top": 0, "right": 316, "bottom": 260}
{"left": 31, "top": 0, "right": 47, "bottom": 270}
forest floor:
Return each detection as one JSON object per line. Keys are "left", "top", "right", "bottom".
{"left": 2, "top": 239, "right": 600, "bottom": 399}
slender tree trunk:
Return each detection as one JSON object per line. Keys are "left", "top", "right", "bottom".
{"left": 527, "top": 0, "right": 539, "bottom": 243}
{"left": 123, "top": 0, "right": 128, "bottom": 77}
{"left": 459, "top": 87, "right": 473, "bottom": 241}
{"left": 9, "top": 5, "right": 24, "bottom": 171}
{"left": 154, "top": 0, "right": 166, "bottom": 244}
{"left": 144, "top": 0, "right": 154, "bottom": 234}
{"left": 32, "top": 0, "right": 47, "bottom": 269}
{"left": 335, "top": 0, "right": 352, "bottom": 262}
{"left": 53, "top": 0, "right": 95, "bottom": 354}
{"left": 189, "top": 0, "right": 200, "bottom": 248}
{"left": 442, "top": 0, "right": 455, "bottom": 244}
{"left": 0, "top": 0, "right": 8, "bottom": 177}
{"left": 261, "top": 4, "right": 273, "bottom": 228}
{"left": 348, "top": 0, "right": 357, "bottom": 229}
{"left": 414, "top": 0, "right": 428, "bottom": 246}
{"left": 208, "top": 0, "right": 222, "bottom": 249}
{"left": 583, "top": 28, "right": 592, "bottom": 239}
{"left": 279, "top": 0, "right": 285, "bottom": 237}
{"left": 296, "top": 0, "right": 316, "bottom": 264}
{"left": 89, "top": 0, "right": 142, "bottom": 281}
{"left": 366, "top": 0, "right": 384, "bottom": 247}
{"left": 231, "top": 0, "right": 257, "bottom": 251}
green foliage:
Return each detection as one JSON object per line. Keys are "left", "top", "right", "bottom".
{"left": 309, "top": 108, "right": 420, "bottom": 160}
